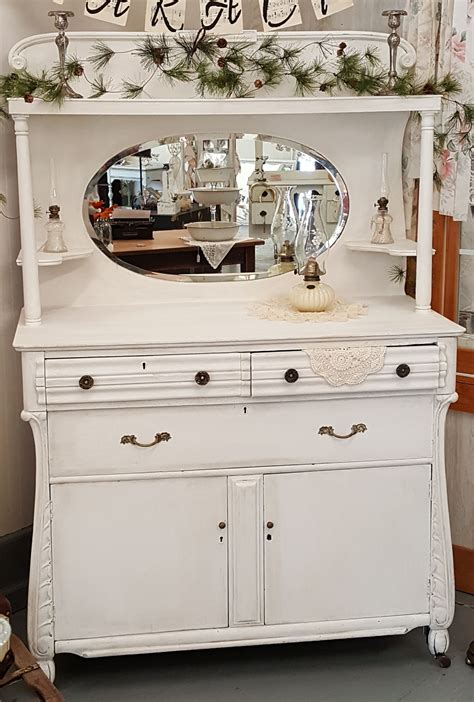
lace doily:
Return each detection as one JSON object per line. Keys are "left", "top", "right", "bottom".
{"left": 248, "top": 296, "right": 368, "bottom": 324}
{"left": 180, "top": 236, "right": 236, "bottom": 270}
{"left": 304, "top": 347, "right": 386, "bottom": 386}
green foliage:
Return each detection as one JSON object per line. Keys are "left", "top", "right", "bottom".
{"left": 389, "top": 265, "right": 406, "bottom": 284}
{"left": 0, "top": 31, "right": 471, "bottom": 172}
{"left": 89, "top": 41, "right": 115, "bottom": 70}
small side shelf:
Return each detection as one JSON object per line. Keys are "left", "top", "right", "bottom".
{"left": 16, "top": 247, "right": 93, "bottom": 267}
{"left": 344, "top": 239, "right": 420, "bottom": 257}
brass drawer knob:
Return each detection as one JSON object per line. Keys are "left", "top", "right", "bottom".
{"left": 318, "top": 423, "right": 367, "bottom": 440}
{"left": 284, "top": 368, "right": 299, "bottom": 384}
{"left": 396, "top": 363, "right": 411, "bottom": 378}
{"left": 120, "top": 432, "right": 171, "bottom": 448}
{"left": 266, "top": 521, "right": 274, "bottom": 529}
{"left": 218, "top": 521, "right": 226, "bottom": 530}
{"left": 79, "top": 375, "right": 94, "bottom": 390}
{"left": 195, "top": 371, "right": 210, "bottom": 386}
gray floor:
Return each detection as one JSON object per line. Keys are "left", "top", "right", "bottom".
{"left": 2, "top": 594, "right": 473, "bottom": 702}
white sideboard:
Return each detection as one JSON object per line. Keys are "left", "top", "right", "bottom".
{"left": 8, "top": 29, "right": 465, "bottom": 682}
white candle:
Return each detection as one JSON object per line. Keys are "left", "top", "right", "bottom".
{"left": 380, "top": 152, "right": 389, "bottom": 199}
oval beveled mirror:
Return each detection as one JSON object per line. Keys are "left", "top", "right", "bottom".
{"left": 84, "top": 134, "right": 349, "bottom": 282}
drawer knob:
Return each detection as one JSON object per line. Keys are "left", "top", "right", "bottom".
{"left": 318, "top": 423, "right": 367, "bottom": 440}
{"left": 195, "top": 371, "right": 210, "bottom": 386}
{"left": 218, "top": 521, "right": 226, "bottom": 530}
{"left": 266, "top": 521, "right": 274, "bottom": 529}
{"left": 396, "top": 363, "right": 411, "bottom": 378}
{"left": 284, "top": 368, "right": 299, "bottom": 384}
{"left": 79, "top": 375, "right": 94, "bottom": 390}
{"left": 120, "top": 432, "right": 171, "bottom": 448}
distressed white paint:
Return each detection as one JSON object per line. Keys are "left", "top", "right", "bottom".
{"left": 4, "top": 25, "right": 464, "bottom": 682}
{"left": 0, "top": 0, "right": 408, "bottom": 543}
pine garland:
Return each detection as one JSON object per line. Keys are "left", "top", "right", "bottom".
{"left": 0, "top": 31, "right": 472, "bottom": 163}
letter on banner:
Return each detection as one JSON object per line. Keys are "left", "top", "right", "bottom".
{"left": 259, "top": 0, "right": 302, "bottom": 31}
{"left": 145, "top": 0, "right": 186, "bottom": 33}
{"left": 84, "top": 0, "right": 131, "bottom": 26}
{"left": 200, "top": 0, "right": 244, "bottom": 34}
{"left": 312, "top": 0, "right": 353, "bottom": 20}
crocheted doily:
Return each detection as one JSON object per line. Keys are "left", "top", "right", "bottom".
{"left": 304, "top": 347, "right": 386, "bottom": 386}
{"left": 248, "top": 297, "right": 368, "bottom": 324}
{"left": 180, "top": 236, "right": 236, "bottom": 270}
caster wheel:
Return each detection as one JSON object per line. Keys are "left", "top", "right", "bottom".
{"left": 436, "top": 654, "right": 451, "bottom": 669}
{"left": 466, "top": 641, "right": 474, "bottom": 666}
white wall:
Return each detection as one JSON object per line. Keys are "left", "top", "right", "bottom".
{"left": 0, "top": 0, "right": 405, "bottom": 537}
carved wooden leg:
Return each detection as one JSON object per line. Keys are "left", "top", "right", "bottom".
{"left": 428, "top": 394, "right": 457, "bottom": 668}
{"left": 22, "top": 413, "right": 56, "bottom": 681}
{"left": 38, "top": 658, "right": 56, "bottom": 683}
{"left": 427, "top": 629, "right": 451, "bottom": 667}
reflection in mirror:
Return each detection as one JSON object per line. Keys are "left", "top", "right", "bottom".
{"left": 84, "top": 134, "right": 349, "bottom": 282}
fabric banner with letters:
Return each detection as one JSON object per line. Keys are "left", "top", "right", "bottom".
{"left": 311, "top": 0, "right": 353, "bottom": 21}
{"left": 199, "top": 0, "right": 244, "bottom": 34}
{"left": 145, "top": 0, "right": 187, "bottom": 33}
{"left": 84, "top": 0, "right": 131, "bottom": 26}
{"left": 258, "top": 0, "right": 302, "bottom": 32}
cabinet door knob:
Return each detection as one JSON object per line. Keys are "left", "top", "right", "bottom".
{"left": 396, "top": 363, "right": 411, "bottom": 378}
{"left": 218, "top": 521, "right": 226, "bottom": 530}
{"left": 284, "top": 368, "right": 299, "bottom": 384}
{"left": 195, "top": 371, "right": 210, "bottom": 386}
{"left": 266, "top": 521, "right": 274, "bottom": 529}
{"left": 79, "top": 375, "right": 94, "bottom": 390}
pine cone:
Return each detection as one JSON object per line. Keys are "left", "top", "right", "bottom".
{"left": 24, "top": 94, "right": 34, "bottom": 103}
{"left": 74, "top": 64, "right": 84, "bottom": 77}
{"left": 217, "top": 57, "right": 227, "bottom": 68}
{"left": 254, "top": 79, "right": 263, "bottom": 89}
{"left": 217, "top": 38, "right": 228, "bottom": 49}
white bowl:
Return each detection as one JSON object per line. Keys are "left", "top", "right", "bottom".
{"left": 185, "top": 221, "right": 239, "bottom": 242}
{"left": 197, "top": 167, "right": 234, "bottom": 184}
{"left": 191, "top": 187, "right": 241, "bottom": 206}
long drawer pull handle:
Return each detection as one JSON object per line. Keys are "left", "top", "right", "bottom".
{"left": 318, "top": 423, "right": 367, "bottom": 440}
{"left": 120, "top": 432, "right": 171, "bottom": 448}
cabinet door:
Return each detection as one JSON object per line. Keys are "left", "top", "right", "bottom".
{"left": 52, "top": 477, "right": 228, "bottom": 640}
{"left": 264, "top": 466, "right": 431, "bottom": 625}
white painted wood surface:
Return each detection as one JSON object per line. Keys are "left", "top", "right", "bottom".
{"left": 47, "top": 394, "right": 434, "bottom": 478}
{"left": 52, "top": 478, "right": 229, "bottom": 640}
{"left": 8, "top": 29, "right": 460, "bottom": 680}
{"left": 264, "top": 466, "right": 431, "bottom": 624}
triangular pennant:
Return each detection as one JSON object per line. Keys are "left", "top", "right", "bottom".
{"left": 145, "top": 0, "right": 186, "bottom": 33}
{"left": 312, "top": 0, "right": 353, "bottom": 21}
{"left": 259, "top": 0, "right": 302, "bottom": 32}
{"left": 200, "top": 0, "right": 244, "bottom": 34}
{"left": 84, "top": 0, "right": 131, "bottom": 26}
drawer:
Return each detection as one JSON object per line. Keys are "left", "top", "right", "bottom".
{"left": 251, "top": 345, "right": 444, "bottom": 398}
{"left": 49, "top": 395, "right": 433, "bottom": 478}
{"left": 43, "top": 353, "right": 250, "bottom": 406}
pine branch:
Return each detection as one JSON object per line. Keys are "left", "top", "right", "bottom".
{"left": 134, "top": 35, "right": 171, "bottom": 71}
{"left": 89, "top": 74, "right": 112, "bottom": 99}
{"left": 121, "top": 80, "right": 146, "bottom": 99}
{"left": 89, "top": 41, "right": 115, "bottom": 71}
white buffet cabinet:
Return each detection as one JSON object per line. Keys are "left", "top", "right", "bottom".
{"left": 8, "top": 29, "right": 464, "bottom": 681}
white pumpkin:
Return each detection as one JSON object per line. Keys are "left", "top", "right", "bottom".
{"left": 289, "top": 280, "right": 335, "bottom": 312}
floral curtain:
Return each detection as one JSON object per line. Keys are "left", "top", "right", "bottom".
{"left": 403, "top": 0, "right": 473, "bottom": 226}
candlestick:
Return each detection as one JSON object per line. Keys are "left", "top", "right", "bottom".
{"left": 48, "top": 11, "right": 83, "bottom": 99}
{"left": 382, "top": 9, "right": 408, "bottom": 90}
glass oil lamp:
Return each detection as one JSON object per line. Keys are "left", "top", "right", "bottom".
{"left": 371, "top": 197, "right": 394, "bottom": 245}
{"left": 43, "top": 204, "right": 68, "bottom": 253}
